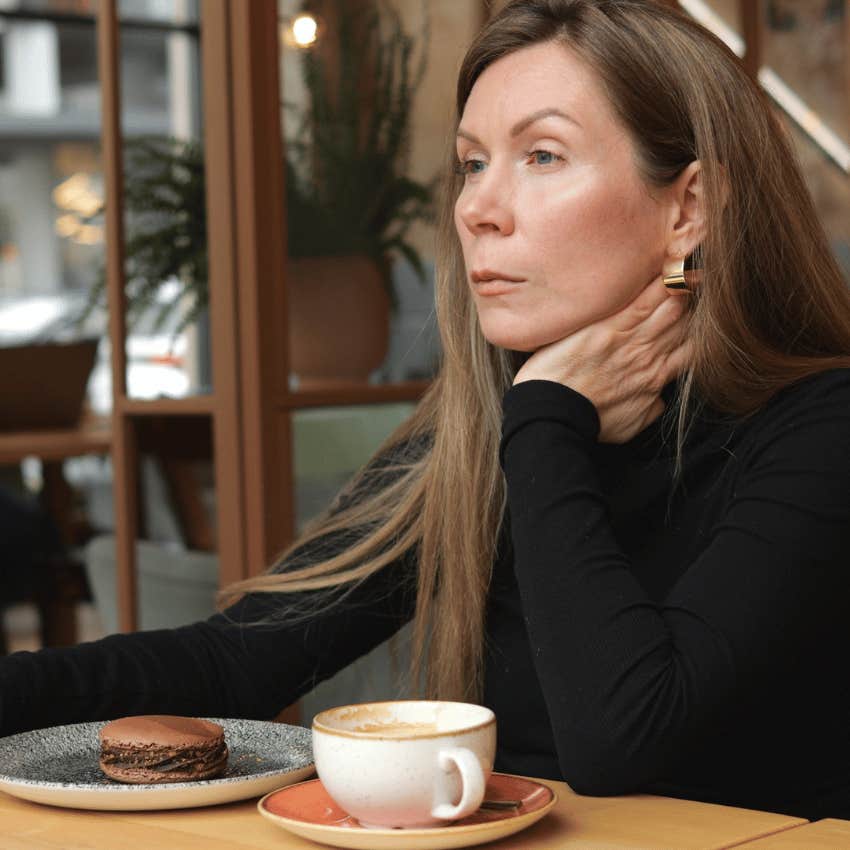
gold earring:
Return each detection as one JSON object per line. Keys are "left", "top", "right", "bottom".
{"left": 663, "top": 250, "right": 689, "bottom": 292}
{"left": 663, "top": 248, "right": 702, "bottom": 293}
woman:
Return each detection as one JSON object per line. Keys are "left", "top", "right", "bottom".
{"left": 3, "top": 0, "right": 850, "bottom": 820}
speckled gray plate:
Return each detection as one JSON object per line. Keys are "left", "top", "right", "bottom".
{"left": 0, "top": 718, "right": 315, "bottom": 811}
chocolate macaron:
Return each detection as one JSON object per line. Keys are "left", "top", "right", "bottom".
{"left": 99, "top": 715, "right": 229, "bottom": 784}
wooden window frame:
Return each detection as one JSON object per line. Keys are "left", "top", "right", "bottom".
{"left": 97, "top": 0, "right": 429, "bottom": 631}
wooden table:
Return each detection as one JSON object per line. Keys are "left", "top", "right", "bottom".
{"left": 732, "top": 818, "right": 850, "bottom": 848}
{"left": 0, "top": 416, "right": 112, "bottom": 544}
{"left": 0, "top": 418, "right": 111, "bottom": 467}
{"left": 0, "top": 779, "right": 808, "bottom": 850}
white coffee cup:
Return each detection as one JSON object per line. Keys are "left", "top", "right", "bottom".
{"left": 312, "top": 700, "right": 496, "bottom": 829}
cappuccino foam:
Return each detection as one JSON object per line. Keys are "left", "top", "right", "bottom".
{"left": 349, "top": 720, "right": 441, "bottom": 737}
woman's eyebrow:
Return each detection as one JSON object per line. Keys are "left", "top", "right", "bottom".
{"left": 456, "top": 127, "right": 481, "bottom": 144}
{"left": 456, "top": 108, "right": 581, "bottom": 144}
{"left": 511, "top": 107, "right": 581, "bottom": 136}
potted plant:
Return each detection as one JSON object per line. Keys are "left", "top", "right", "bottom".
{"left": 284, "top": 0, "right": 433, "bottom": 384}
{"left": 81, "top": 0, "right": 434, "bottom": 387}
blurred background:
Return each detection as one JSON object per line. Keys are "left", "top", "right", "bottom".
{"left": 0, "top": 0, "right": 846, "bottom": 723}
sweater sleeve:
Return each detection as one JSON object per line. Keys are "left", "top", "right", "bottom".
{"left": 0, "top": 447, "right": 420, "bottom": 737}
{"left": 500, "top": 377, "right": 850, "bottom": 796}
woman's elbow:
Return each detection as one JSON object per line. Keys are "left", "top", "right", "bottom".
{"left": 564, "top": 768, "right": 637, "bottom": 797}
{"left": 556, "top": 735, "right": 655, "bottom": 797}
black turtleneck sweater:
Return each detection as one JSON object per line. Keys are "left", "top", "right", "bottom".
{"left": 2, "top": 369, "right": 850, "bottom": 820}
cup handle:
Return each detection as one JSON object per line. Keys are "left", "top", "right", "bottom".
{"left": 431, "top": 747, "right": 486, "bottom": 821}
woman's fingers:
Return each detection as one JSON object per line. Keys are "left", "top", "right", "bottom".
{"left": 638, "top": 292, "right": 689, "bottom": 341}
{"left": 663, "top": 338, "right": 693, "bottom": 384}
{"left": 639, "top": 396, "right": 666, "bottom": 430}
{"left": 630, "top": 340, "right": 691, "bottom": 439}
{"left": 614, "top": 275, "right": 671, "bottom": 331}
{"left": 648, "top": 309, "right": 689, "bottom": 354}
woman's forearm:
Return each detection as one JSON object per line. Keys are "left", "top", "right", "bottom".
{"left": 500, "top": 378, "right": 850, "bottom": 795}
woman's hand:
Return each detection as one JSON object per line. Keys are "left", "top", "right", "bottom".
{"left": 513, "top": 275, "right": 692, "bottom": 443}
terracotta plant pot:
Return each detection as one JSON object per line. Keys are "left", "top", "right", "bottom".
{"left": 287, "top": 255, "right": 391, "bottom": 387}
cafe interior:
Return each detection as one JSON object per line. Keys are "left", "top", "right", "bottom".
{"left": 0, "top": 0, "right": 848, "bottom": 847}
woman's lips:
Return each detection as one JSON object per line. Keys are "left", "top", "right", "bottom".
{"left": 470, "top": 270, "right": 525, "bottom": 296}
{"left": 472, "top": 280, "right": 523, "bottom": 296}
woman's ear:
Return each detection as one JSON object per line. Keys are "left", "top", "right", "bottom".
{"left": 665, "top": 160, "right": 706, "bottom": 257}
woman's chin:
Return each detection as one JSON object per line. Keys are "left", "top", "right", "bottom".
{"left": 479, "top": 324, "right": 553, "bottom": 353}
{"left": 477, "top": 311, "right": 585, "bottom": 353}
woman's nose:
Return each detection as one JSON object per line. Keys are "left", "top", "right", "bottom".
{"left": 456, "top": 172, "right": 515, "bottom": 237}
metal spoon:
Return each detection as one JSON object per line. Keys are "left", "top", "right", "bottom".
{"left": 480, "top": 798, "right": 522, "bottom": 811}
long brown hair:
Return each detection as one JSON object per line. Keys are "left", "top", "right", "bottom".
{"left": 221, "top": 0, "right": 850, "bottom": 702}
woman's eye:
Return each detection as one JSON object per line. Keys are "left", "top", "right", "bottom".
{"left": 455, "top": 158, "right": 487, "bottom": 176}
{"left": 527, "top": 149, "right": 562, "bottom": 166}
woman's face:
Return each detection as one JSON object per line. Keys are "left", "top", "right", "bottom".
{"left": 454, "top": 41, "right": 674, "bottom": 351}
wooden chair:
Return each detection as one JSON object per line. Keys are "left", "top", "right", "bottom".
{"left": 0, "top": 466, "right": 92, "bottom": 654}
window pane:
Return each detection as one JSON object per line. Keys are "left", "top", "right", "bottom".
{"left": 0, "top": 5, "right": 110, "bottom": 657}
{"left": 0, "top": 17, "right": 99, "bottom": 128}
{"left": 119, "top": 0, "right": 198, "bottom": 25}
{"left": 0, "top": 5, "right": 107, "bottom": 414}
{"left": 119, "top": 2, "right": 209, "bottom": 399}
{"left": 293, "top": 402, "right": 415, "bottom": 531}
{"left": 278, "top": 0, "right": 464, "bottom": 390}
{"left": 6, "top": 1, "right": 96, "bottom": 16}
{"left": 292, "top": 400, "right": 417, "bottom": 719}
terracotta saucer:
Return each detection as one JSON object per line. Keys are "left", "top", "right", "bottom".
{"left": 257, "top": 772, "right": 556, "bottom": 850}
